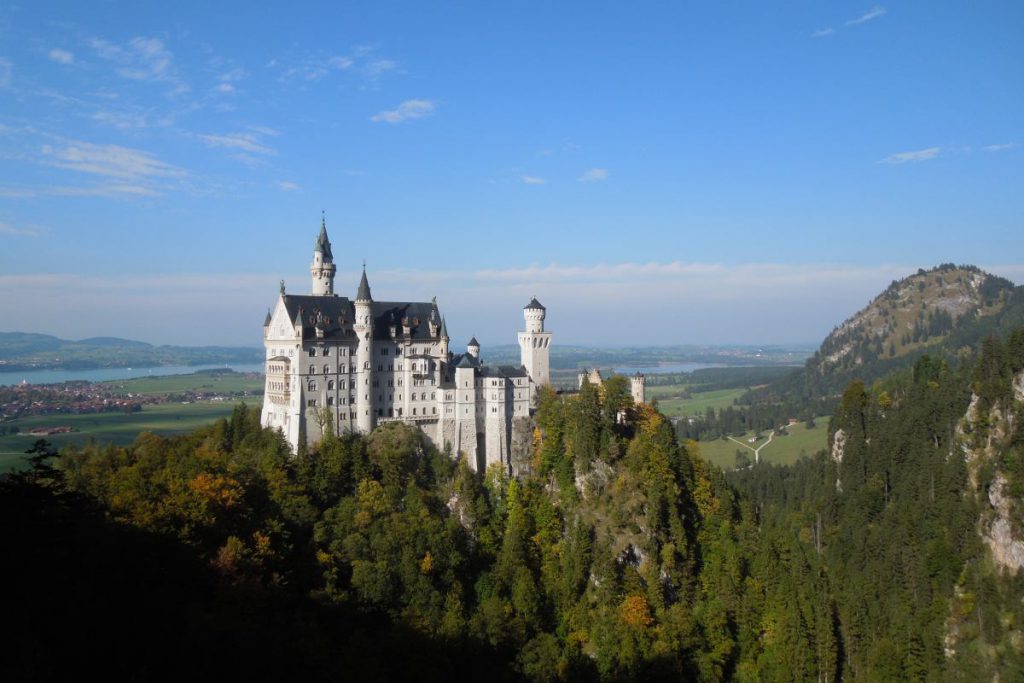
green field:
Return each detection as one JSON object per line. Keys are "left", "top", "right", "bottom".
{"left": 691, "top": 417, "right": 830, "bottom": 471}
{"left": 0, "top": 400, "right": 247, "bottom": 472}
{"left": 100, "top": 371, "right": 264, "bottom": 396}
{"left": 655, "top": 387, "right": 746, "bottom": 417}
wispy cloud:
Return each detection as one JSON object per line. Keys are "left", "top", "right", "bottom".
{"left": 90, "top": 36, "right": 187, "bottom": 94}
{"left": 0, "top": 184, "right": 160, "bottom": 199}
{"left": 364, "top": 59, "right": 398, "bottom": 80}
{"left": 984, "top": 142, "right": 1016, "bottom": 152}
{"left": 0, "top": 221, "right": 46, "bottom": 237}
{"left": 371, "top": 99, "right": 437, "bottom": 123}
{"left": 199, "top": 132, "right": 276, "bottom": 156}
{"left": 91, "top": 109, "right": 149, "bottom": 129}
{"left": 811, "top": 28, "right": 835, "bottom": 38}
{"left": 278, "top": 181, "right": 300, "bottom": 191}
{"left": 879, "top": 147, "right": 939, "bottom": 164}
{"left": 847, "top": 6, "right": 887, "bottom": 26}
{"left": 0, "top": 58, "right": 11, "bottom": 87}
{"left": 48, "top": 49, "right": 75, "bottom": 65}
{"left": 579, "top": 168, "right": 609, "bottom": 182}
{"left": 521, "top": 175, "right": 545, "bottom": 185}
{"left": 41, "top": 140, "right": 185, "bottom": 179}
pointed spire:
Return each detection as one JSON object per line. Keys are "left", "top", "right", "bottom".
{"left": 314, "top": 213, "right": 333, "bottom": 260}
{"left": 356, "top": 265, "right": 372, "bottom": 301}
{"left": 439, "top": 316, "right": 449, "bottom": 339}
{"left": 468, "top": 336, "right": 479, "bottom": 347}
{"left": 264, "top": 309, "right": 272, "bottom": 327}
{"left": 294, "top": 307, "right": 304, "bottom": 328}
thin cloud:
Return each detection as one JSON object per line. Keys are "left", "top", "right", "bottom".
{"left": 200, "top": 132, "right": 276, "bottom": 156}
{"left": 0, "top": 58, "right": 11, "bottom": 87}
{"left": 48, "top": 49, "right": 75, "bottom": 65}
{"left": 984, "top": 143, "right": 1016, "bottom": 152}
{"left": 0, "top": 184, "right": 161, "bottom": 199}
{"left": 92, "top": 109, "right": 149, "bottom": 129}
{"left": 0, "top": 221, "right": 45, "bottom": 237}
{"left": 371, "top": 99, "right": 437, "bottom": 123}
{"left": 40, "top": 140, "right": 185, "bottom": 179}
{"left": 879, "top": 147, "right": 939, "bottom": 164}
{"left": 811, "top": 28, "right": 835, "bottom": 38}
{"left": 278, "top": 181, "right": 300, "bottom": 191}
{"left": 90, "top": 36, "right": 187, "bottom": 94}
{"left": 521, "top": 176, "right": 546, "bottom": 185}
{"left": 364, "top": 59, "right": 398, "bottom": 79}
{"left": 579, "top": 168, "right": 609, "bottom": 182}
{"left": 847, "top": 6, "right": 887, "bottom": 26}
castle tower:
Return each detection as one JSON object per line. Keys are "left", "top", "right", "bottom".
{"left": 518, "top": 297, "right": 551, "bottom": 386}
{"left": 354, "top": 267, "right": 374, "bottom": 433}
{"left": 455, "top": 354, "right": 479, "bottom": 470}
{"left": 311, "top": 216, "right": 337, "bottom": 296}
{"left": 439, "top": 316, "right": 450, "bottom": 358}
{"left": 631, "top": 373, "right": 646, "bottom": 405}
{"left": 467, "top": 336, "right": 480, "bottom": 359}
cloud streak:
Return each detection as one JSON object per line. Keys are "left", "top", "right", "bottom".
{"left": 521, "top": 175, "right": 545, "bottom": 185}
{"left": 880, "top": 147, "right": 939, "bottom": 164}
{"left": 40, "top": 140, "right": 185, "bottom": 179}
{"left": 847, "top": 6, "right": 887, "bottom": 26}
{"left": 371, "top": 99, "right": 437, "bottom": 123}
{"left": 48, "top": 49, "right": 74, "bottom": 65}
{"left": 811, "top": 28, "right": 835, "bottom": 38}
{"left": 579, "top": 168, "right": 609, "bottom": 182}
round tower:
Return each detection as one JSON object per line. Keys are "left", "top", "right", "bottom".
{"left": 354, "top": 266, "right": 374, "bottom": 433}
{"left": 311, "top": 215, "right": 337, "bottom": 296}
{"left": 518, "top": 297, "right": 552, "bottom": 386}
{"left": 467, "top": 336, "right": 480, "bottom": 359}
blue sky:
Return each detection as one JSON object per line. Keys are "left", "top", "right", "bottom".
{"left": 1, "top": 1, "right": 1021, "bottom": 347}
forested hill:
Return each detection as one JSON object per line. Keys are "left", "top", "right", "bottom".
{"left": 744, "top": 264, "right": 1024, "bottom": 414}
{"left": 0, "top": 331, "right": 262, "bottom": 371}
{"left": 730, "top": 328, "right": 1024, "bottom": 678}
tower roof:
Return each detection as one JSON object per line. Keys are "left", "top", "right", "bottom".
{"left": 315, "top": 216, "right": 333, "bottom": 260}
{"left": 264, "top": 310, "right": 272, "bottom": 327}
{"left": 468, "top": 336, "right": 479, "bottom": 347}
{"left": 457, "top": 354, "right": 476, "bottom": 369}
{"left": 524, "top": 297, "right": 546, "bottom": 311}
{"left": 439, "top": 316, "right": 449, "bottom": 339}
{"left": 356, "top": 267, "right": 372, "bottom": 301}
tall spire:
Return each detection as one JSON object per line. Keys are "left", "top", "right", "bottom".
{"left": 439, "top": 316, "right": 449, "bottom": 339}
{"left": 314, "top": 213, "right": 333, "bottom": 260}
{"left": 356, "top": 265, "right": 372, "bottom": 301}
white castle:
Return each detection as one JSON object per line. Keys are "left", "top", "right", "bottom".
{"left": 260, "top": 219, "right": 551, "bottom": 473}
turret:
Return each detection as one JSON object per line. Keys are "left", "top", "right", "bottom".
{"left": 310, "top": 215, "right": 337, "bottom": 296}
{"left": 439, "top": 316, "right": 450, "bottom": 357}
{"left": 467, "top": 336, "right": 480, "bottom": 359}
{"left": 354, "top": 266, "right": 374, "bottom": 433}
{"left": 518, "top": 297, "right": 552, "bottom": 387}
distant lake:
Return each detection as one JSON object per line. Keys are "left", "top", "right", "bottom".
{"left": 0, "top": 363, "right": 265, "bottom": 387}
{"left": 611, "top": 362, "right": 726, "bottom": 375}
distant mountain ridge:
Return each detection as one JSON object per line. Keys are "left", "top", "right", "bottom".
{"left": 745, "top": 264, "right": 1024, "bottom": 410}
{"left": 0, "top": 332, "right": 262, "bottom": 372}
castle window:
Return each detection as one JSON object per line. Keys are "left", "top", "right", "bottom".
{"left": 388, "top": 364, "right": 393, "bottom": 371}
{"left": 388, "top": 408, "right": 393, "bottom": 417}
{"left": 373, "top": 379, "right": 379, "bottom": 387}
{"left": 377, "top": 364, "right": 383, "bottom": 371}
{"left": 411, "top": 393, "right": 416, "bottom": 401}
{"left": 307, "top": 399, "right": 317, "bottom": 407}
{"left": 413, "top": 408, "right": 417, "bottom": 415}
{"left": 308, "top": 381, "right": 316, "bottom": 391}
{"left": 309, "top": 348, "right": 316, "bottom": 357}
{"left": 323, "top": 348, "right": 330, "bottom": 356}
{"left": 364, "top": 361, "right": 369, "bottom": 369}
{"left": 432, "top": 407, "right": 436, "bottom": 414}
{"left": 421, "top": 393, "right": 427, "bottom": 401}
{"left": 327, "top": 397, "right": 334, "bottom": 405}
{"left": 377, "top": 409, "right": 383, "bottom": 416}
{"left": 381, "top": 348, "right": 388, "bottom": 356}
{"left": 323, "top": 364, "right": 329, "bottom": 374}
{"left": 309, "top": 365, "right": 315, "bottom": 374}
{"left": 328, "top": 380, "right": 335, "bottom": 390}
{"left": 431, "top": 393, "right": 435, "bottom": 400}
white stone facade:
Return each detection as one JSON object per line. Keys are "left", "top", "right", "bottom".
{"left": 260, "top": 220, "right": 550, "bottom": 473}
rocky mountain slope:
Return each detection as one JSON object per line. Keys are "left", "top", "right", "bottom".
{"left": 746, "top": 265, "right": 1024, "bottom": 413}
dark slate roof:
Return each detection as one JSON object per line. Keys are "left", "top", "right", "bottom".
{"left": 479, "top": 365, "right": 530, "bottom": 378}
{"left": 524, "top": 297, "right": 546, "bottom": 311}
{"left": 456, "top": 354, "right": 476, "bottom": 369}
{"left": 264, "top": 310, "right": 272, "bottom": 326}
{"left": 439, "top": 316, "right": 449, "bottom": 339}
{"left": 280, "top": 295, "right": 440, "bottom": 342}
{"left": 315, "top": 219, "right": 333, "bottom": 260}
{"left": 356, "top": 269, "right": 372, "bottom": 301}
{"left": 468, "top": 336, "right": 479, "bottom": 347}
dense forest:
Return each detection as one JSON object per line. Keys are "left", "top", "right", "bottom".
{"left": 5, "top": 327, "right": 1024, "bottom": 680}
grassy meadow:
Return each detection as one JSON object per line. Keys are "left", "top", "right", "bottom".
{"left": 690, "top": 418, "right": 830, "bottom": 471}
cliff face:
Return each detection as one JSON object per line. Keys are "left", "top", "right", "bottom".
{"left": 959, "top": 370, "right": 1024, "bottom": 574}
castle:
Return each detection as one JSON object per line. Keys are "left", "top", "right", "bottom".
{"left": 260, "top": 219, "right": 550, "bottom": 473}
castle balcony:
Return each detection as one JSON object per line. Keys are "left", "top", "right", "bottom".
{"left": 378, "top": 414, "right": 438, "bottom": 425}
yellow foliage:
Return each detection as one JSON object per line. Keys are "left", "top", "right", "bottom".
{"left": 619, "top": 594, "right": 654, "bottom": 629}
{"left": 420, "top": 551, "right": 434, "bottom": 574}
{"left": 187, "top": 472, "right": 241, "bottom": 509}
{"left": 316, "top": 549, "right": 333, "bottom": 566}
